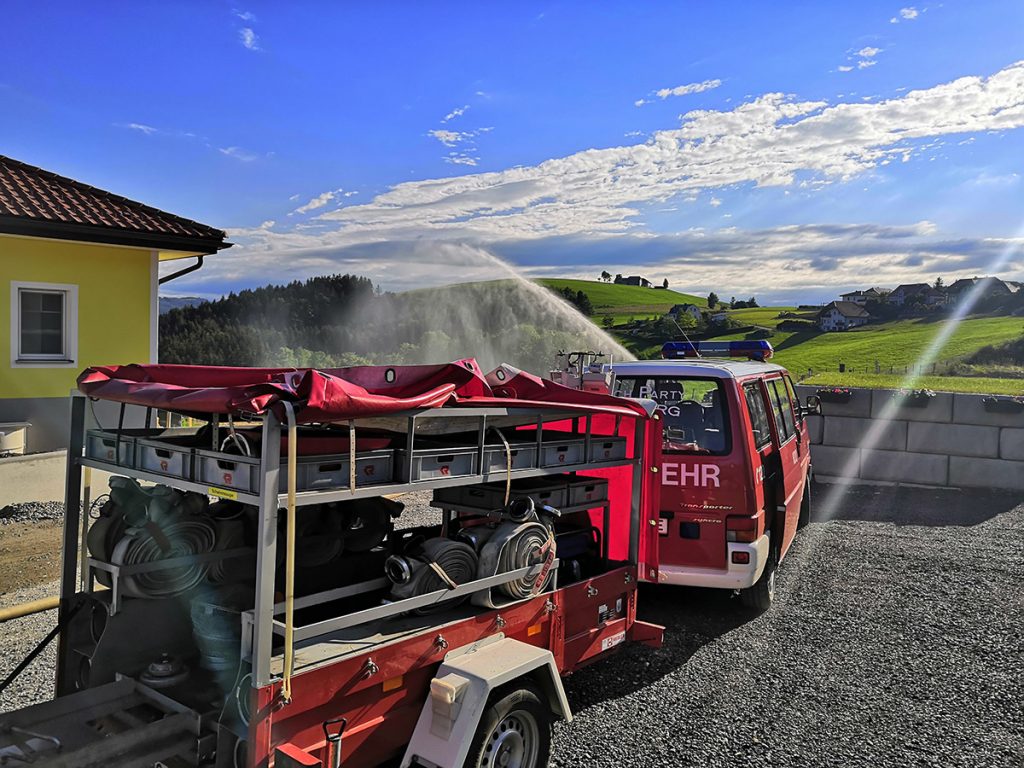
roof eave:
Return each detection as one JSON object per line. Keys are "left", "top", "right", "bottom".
{"left": 0, "top": 215, "right": 231, "bottom": 255}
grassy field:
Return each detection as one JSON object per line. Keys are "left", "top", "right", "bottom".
{"left": 801, "top": 373, "right": 1023, "bottom": 395}
{"left": 719, "top": 306, "right": 799, "bottom": 328}
{"left": 538, "top": 278, "right": 705, "bottom": 324}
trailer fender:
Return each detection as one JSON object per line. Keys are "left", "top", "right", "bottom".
{"left": 400, "top": 634, "right": 571, "bottom": 768}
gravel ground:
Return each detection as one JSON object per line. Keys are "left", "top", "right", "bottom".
{"left": 2, "top": 485, "right": 1021, "bottom": 766}
{"left": 0, "top": 579, "right": 59, "bottom": 715}
{"left": 551, "top": 483, "right": 1024, "bottom": 767}
{"left": 0, "top": 501, "right": 65, "bottom": 524}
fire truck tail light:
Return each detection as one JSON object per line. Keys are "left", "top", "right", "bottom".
{"left": 731, "top": 551, "right": 750, "bottom": 565}
{"left": 726, "top": 516, "right": 757, "bottom": 543}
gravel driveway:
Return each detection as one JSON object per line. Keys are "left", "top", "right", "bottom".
{"left": 552, "top": 483, "right": 1024, "bottom": 767}
{"left": 2, "top": 484, "right": 1021, "bottom": 766}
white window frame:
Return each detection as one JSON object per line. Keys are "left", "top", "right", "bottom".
{"left": 10, "top": 281, "right": 79, "bottom": 368}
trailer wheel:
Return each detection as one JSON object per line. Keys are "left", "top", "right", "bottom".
{"left": 740, "top": 544, "right": 777, "bottom": 612}
{"left": 797, "top": 479, "right": 812, "bottom": 529}
{"left": 464, "top": 681, "right": 551, "bottom": 768}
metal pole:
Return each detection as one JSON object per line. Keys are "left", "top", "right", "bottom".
{"left": 252, "top": 411, "right": 282, "bottom": 688}
{"left": 55, "top": 394, "right": 86, "bottom": 695}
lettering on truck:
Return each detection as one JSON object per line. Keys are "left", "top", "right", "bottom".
{"left": 661, "top": 462, "right": 720, "bottom": 488}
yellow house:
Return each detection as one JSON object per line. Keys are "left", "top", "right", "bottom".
{"left": 0, "top": 155, "right": 230, "bottom": 451}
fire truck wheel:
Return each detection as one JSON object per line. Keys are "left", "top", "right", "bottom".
{"left": 464, "top": 681, "right": 551, "bottom": 768}
{"left": 798, "top": 480, "right": 812, "bottom": 529}
{"left": 740, "top": 545, "right": 777, "bottom": 612}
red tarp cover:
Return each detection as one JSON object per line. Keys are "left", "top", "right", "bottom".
{"left": 77, "top": 360, "right": 650, "bottom": 423}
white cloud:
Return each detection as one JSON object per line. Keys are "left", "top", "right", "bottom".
{"left": 234, "top": 9, "right": 256, "bottom": 21}
{"left": 127, "top": 123, "right": 158, "bottom": 135}
{"left": 428, "top": 129, "right": 470, "bottom": 147}
{"left": 239, "top": 27, "right": 261, "bottom": 50}
{"left": 213, "top": 61, "right": 1024, "bottom": 290}
{"left": 709, "top": 197, "right": 722, "bottom": 207}
{"left": 442, "top": 105, "right": 470, "bottom": 123}
{"left": 857, "top": 46, "right": 882, "bottom": 58}
{"left": 219, "top": 146, "right": 259, "bottom": 162}
{"left": 858, "top": 60, "right": 877, "bottom": 70}
{"left": 293, "top": 189, "right": 345, "bottom": 215}
{"left": 445, "top": 155, "right": 479, "bottom": 166}
{"left": 900, "top": 7, "right": 919, "bottom": 19}
{"left": 838, "top": 65, "right": 854, "bottom": 73}
{"left": 638, "top": 79, "right": 721, "bottom": 106}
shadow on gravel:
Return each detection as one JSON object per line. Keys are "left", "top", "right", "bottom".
{"left": 562, "top": 583, "right": 756, "bottom": 710}
{"left": 815, "top": 481, "right": 1023, "bottom": 527}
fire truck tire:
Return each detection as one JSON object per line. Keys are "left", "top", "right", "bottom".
{"left": 463, "top": 681, "right": 552, "bottom": 768}
{"left": 798, "top": 479, "right": 812, "bottom": 529}
{"left": 740, "top": 544, "right": 777, "bottom": 612}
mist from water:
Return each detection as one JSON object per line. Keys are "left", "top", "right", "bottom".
{"left": 348, "top": 242, "right": 635, "bottom": 373}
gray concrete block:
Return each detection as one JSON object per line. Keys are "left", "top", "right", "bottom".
{"left": 808, "top": 444, "right": 860, "bottom": 478}
{"left": 952, "top": 393, "right": 1024, "bottom": 427}
{"left": 906, "top": 422, "right": 1000, "bottom": 458}
{"left": 805, "top": 414, "right": 823, "bottom": 444}
{"left": 870, "top": 389, "right": 953, "bottom": 423}
{"left": 949, "top": 456, "right": 1024, "bottom": 491}
{"left": 999, "top": 428, "right": 1024, "bottom": 461}
{"left": 822, "top": 415, "right": 907, "bottom": 451}
{"left": 860, "top": 449, "right": 948, "bottom": 485}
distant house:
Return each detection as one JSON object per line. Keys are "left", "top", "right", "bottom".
{"left": 887, "top": 283, "right": 932, "bottom": 306}
{"left": 921, "top": 286, "right": 948, "bottom": 307}
{"left": 839, "top": 287, "right": 885, "bottom": 305}
{"left": 614, "top": 275, "right": 652, "bottom": 288}
{"left": 0, "top": 154, "right": 230, "bottom": 450}
{"left": 817, "top": 301, "right": 871, "bottom": 331}
{"left": 710, "top": 311, "right": 729, "bottom": 324}
{"left": 668, "top": 303, "right": 703, "bottom": 323}
{"left": 946, "top": 276, "right": 1018, "bottom": 304}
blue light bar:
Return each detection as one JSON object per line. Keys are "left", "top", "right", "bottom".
{"left": 661, "top": 340, "right": 774, "bottom": 362}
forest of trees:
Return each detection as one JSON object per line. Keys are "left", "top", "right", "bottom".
{"left": 160, "top": 274, "right": 614, "bottom": 373}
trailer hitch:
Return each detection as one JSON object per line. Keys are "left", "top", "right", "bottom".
{"left": 322, "top": 718, "right": 347, "bottom": 768}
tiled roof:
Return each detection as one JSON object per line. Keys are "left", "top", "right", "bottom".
{"left": 824, "top": 301, "right": 871, "bottom": 318}
{"left": 0, "top": 155, "right": 228, "bottom": 251}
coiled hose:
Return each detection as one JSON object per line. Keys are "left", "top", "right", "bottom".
{"left": 386, "top": 537, "right": 479, "bottom": 615}
{"left": 495, "top": 523, "right": 555, "bottom": 600}
{"left": 112, "top": 518, "right": 218, "bottom": 598}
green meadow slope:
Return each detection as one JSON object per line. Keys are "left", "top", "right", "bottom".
{"left": 537, "top": 278, "right": 705, "bottom": 323}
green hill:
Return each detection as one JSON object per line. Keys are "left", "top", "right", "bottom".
{"left": 537, "top": 278, "right": 705, "bottom": 323}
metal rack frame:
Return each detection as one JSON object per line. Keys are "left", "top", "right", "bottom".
{"left": 59, "top": 394, "right": 647, "bottom": 691}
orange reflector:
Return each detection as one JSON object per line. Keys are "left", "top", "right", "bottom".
{"left": 731, "top": 551, "right": 750, "bottom": 565}
{"left": 527, "top": 623, "right": 542, "bottom": 637}
{"left": 383, "top": 675, "right": 403, "bottom": 692}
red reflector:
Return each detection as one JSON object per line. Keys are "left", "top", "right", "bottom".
{"left": 731, "top": 551, "right": 750, "bottom": 565}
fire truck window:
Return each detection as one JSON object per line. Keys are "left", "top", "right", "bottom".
{"left": 613, "top": 376, "right": 730, "bottom": 455}
{"left": 784, "top": 375, "right": 802, "bottom": 423}
{"left": 743, "top": 383, "right": 772, "bottom": 449}
{"left": 769, "top": 378, "right": 796, "bottom": 441}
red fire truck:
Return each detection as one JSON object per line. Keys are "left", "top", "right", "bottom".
{"left": 0, "top": 360, "right": 664, "bottom": 768}
{"left": 553, "top": 341, "right": 821, "bottom": 610}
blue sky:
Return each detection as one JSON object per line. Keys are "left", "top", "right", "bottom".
{"left": 3, "top": 1, "right": 1024, "bottom": 303}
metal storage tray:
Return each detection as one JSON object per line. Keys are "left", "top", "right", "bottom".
{"left": 434, "top": 476, "right": 569, "bottom": 511}
{"left": 565, "top": 475, "right": 609, "bottom": 506}
{"left": 86, "top": 429, "right": 136, "bottom": 467}
{"left": 589, "top": 436, "right": 627, "bottom": 463}
{"left": 135, "top": 438, "right": 193, "bottom": 480}
{"left": 482, "top": 442, "right": 538, "bottom": 473}
{"left": 395, "top": 446, "right": 478, "bottom": 482}
{"left": 539, "top": 436, "right": 587, "bottom": 468}
{"left": 196, "top": 448, "right": 396, "bottom": 493}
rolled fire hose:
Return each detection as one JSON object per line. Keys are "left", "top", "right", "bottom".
{"left": 111, "top": 518, "right": 218, "bottom": 598}
{"left": 385, "top": 538, "right": 479, "bottom": 615}
{"left": 494, "top": 522, "right": 555, "bottom": 600}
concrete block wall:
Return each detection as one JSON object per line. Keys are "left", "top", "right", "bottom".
{"left": 795, "top": 386, "right": 1024, "bottom": 491}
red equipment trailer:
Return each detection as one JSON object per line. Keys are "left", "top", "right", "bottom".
{"left": 0, "top": 360, "right": 664, "bottom": 768}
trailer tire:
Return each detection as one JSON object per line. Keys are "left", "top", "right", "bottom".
{"left": 464, "top": 681, "right": 551, "bottom": 768}
{"left": 798, "top": 478, "right": 812, "bottom": 529}
{"left": 740, "top": 543, "right": 777, "bottom": 612}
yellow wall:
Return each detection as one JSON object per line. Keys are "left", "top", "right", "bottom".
{"left": 0, "top": 235, "right": 153, "bottom": 399}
